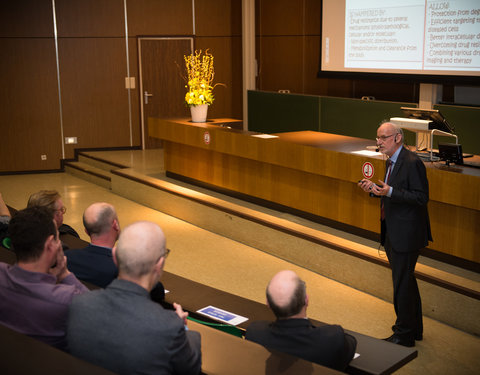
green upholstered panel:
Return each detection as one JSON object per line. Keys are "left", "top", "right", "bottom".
{"left": 247, "top": 90, "right": 321, "bottom": 133}
{"left": 434, "top": 104, "right": 480, "bottom": 155}
{"left": 319, "top": 97, "right": 418, "bottom": 146}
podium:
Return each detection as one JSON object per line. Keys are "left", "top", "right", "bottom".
{"left": 390, "top": 116, "right": 458, "bottom": 161}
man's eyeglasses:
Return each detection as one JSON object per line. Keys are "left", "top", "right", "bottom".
{"left": 162, "top": 248, "right": 171, "bottom": 259}
{"left": 376, "top": 134, "right": 395, "bottom": 142}
{"left": 56, "top": 207, "right": 67, "bottom": 215}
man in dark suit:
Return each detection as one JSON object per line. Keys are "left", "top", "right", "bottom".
{"left": 359, "top": 121, "right": 432, "bottom": 347}
{"left": 245, "top": 270, "right": 357, "bottom": 371}
{"left": 65, "top": 202, "right": 120, "bottom": 288}
{"left": 67, "top": 221, "right": 201, "bottom": 375}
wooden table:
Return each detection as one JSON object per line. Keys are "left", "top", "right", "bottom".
{"left": 162, "top": 272, "right": 417, "bottom": 375}
{"left": 149, "top": 117, "right": 480, "bottom": 264}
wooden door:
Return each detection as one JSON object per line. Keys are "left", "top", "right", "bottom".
{"left": 138, "top": 38, "right": 193, "bottom": 149}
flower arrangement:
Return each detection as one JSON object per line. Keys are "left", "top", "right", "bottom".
{"left": 184, "top": 49, "right": 220, "bottom": 107}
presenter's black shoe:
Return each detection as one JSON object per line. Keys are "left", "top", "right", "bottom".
{"left": 390, "top": 325, "right": 423, "bottom": 341}
{"left": 383, "top": 334, "right": 415, "bottom": 347}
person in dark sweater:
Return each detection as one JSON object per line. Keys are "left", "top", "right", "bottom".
{"left": 246, "top": 270, "right": 357, "bottom": 372}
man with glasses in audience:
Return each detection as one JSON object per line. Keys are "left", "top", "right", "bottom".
{"left": 358, "top": 121, "right": 432, "bottom": 347}
{"left": 67, "top": 221, "right": 201, "bottom": 375}
{"left": 27, "top": 190, "right": 80, "bottom": 244}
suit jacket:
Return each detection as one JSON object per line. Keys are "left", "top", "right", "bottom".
{"left": 245, "top": 318, "right": 357, "bottom": 371}
{"left": 65, "top": 244, "right": 118, "bottom": 288}
{"left": 67, "top": 279, "right": 201, "bottom": 375}
{"left": 381, "top": 146, "right": 432, "bottom": 252}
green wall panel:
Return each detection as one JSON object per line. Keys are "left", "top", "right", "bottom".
{"left": 434, "top": 104, "right": 480, "bottom": 155}
{"left": 319, "top": 97, "right": 417, "bottom": 146}
{"left": 248, "top": 90, "right": 321, "bottom": 133}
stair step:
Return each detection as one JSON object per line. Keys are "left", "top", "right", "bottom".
{"left": 65, "top": 161, "right": 112, "bottom": 189}
{"left": 78, "top": 152, "right": 126, "bottom": 172}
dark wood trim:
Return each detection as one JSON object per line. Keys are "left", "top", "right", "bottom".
{"left": 73, "top": 146, "right": 141, "bottom": 160}
{"left": 65, "top": 162, "right": 111, "bottom": 181}
{"left": 77, "top": 152, "right": 128, "bottom": 169}
{"left": 0, "top": 168, "right": 63, "bottom": 176}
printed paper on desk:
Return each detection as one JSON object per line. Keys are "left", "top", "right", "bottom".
{"left": 197, "top": 305, "right": 248, "bottom": 326}
{"left": 351, "top": 150, "right": 382, "bottom": 156}
{"left": 251, "top": 134, "right": 279, "bottom": 139}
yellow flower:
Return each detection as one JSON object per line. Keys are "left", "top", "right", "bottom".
{"left": 184, "top": 49, "right": 221, "bottom": 107}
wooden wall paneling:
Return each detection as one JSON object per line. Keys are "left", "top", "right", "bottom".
{"left": 59, "top": 38, "right": 131, "bottom": 158}
{"left": 257, "top": 0, "right": 303, "bottom": 35}
{"left": 164, "top": 141, "right": 379, "bottom": 234}
{"left": 139, "top": 38, "right": 193, "bottom": 148}
{"left": 126, "top": 0, "right": 192, "bottom": 37}
{"left": 428, "top": 201, "right": 479, "bottom": 262}
{"left": 56, "top": 0, "right": 125, "bottom": 37}
{"left": 323, "top": 78, "right": 353, "bottom": 98}
{"left": 426, "top": 167, "right": 480, "bottom": 210}
{"left": 304, "top": 0, "right": 321, "bottom": 36}
{"left": 0, "top": 0, "right": 53, "bottom": 37}
{"left": 352, "top": 79, "right": 417, "bottom": 102}
{"left": 195, "top": 0, "right": 242, "bottom": 36}
{"left": 257, "top": 37, "right": 304, "bottom": 93}
{"left": 128, "top": 37, "right": 141, "bottom": 146}
{"left": 194, "top": 37, "right": 243, "bottom": 120}
{"left": 0, "top": 39, "right": 62, "bottom": 172}
{"left": 304, "top": 36, "right": 328, "bottom": 95}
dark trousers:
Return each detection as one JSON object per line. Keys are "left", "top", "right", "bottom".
{"left": 384, "top": 235, "right": 423, "bottom": 340}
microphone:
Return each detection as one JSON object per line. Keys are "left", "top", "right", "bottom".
{"left": 366, "top": 145, "right": 379, "bottom": 152}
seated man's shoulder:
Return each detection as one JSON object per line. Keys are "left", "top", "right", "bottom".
{"left": 59, "top": 224, "right": 80, "bottom": 238}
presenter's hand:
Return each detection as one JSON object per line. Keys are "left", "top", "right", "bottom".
{"left": 358, "top": 179, "right": 375, "bottom": 193}
{"left": 371, "top": 180, "right": 390, "bottom": 196}
{"left": 173, "top": 302, "right": 188, "bottom": 325}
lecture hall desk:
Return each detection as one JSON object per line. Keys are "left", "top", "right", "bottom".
{"left": 0, "top": 235, "right": 416, "bottom": 375}
{"left": 148, "top": 117, "right": 480, "bottom": 264}
{"left": 0, "top": 245, "right": 338, "bottom": 375}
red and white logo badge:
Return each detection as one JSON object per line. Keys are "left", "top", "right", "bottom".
{"left": 203, "top": 131, "right": 211, "bottom": 145}
{"left": 362, "top": 162, "right": 374, "bottom": 179}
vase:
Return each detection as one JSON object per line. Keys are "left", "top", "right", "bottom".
{"left": 190, "top": 104, "right": 208, "bottom": 123}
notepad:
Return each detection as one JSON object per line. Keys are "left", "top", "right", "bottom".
{"left": 196, "top": 305, "right": 248, "bottom": 325}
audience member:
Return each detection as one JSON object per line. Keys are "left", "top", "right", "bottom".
{"left": 65, "top": 202, "right": 120, "bottom": 287}
{"left": 0, "top": 207, "right": 88, "bottom": 350}
{"left": 245, "top": 270, "right": 357, "bottom": 372}
{"left": 0, "top": 192, "right": 11, "bottom": 246}
{"left": 67, "top": 221, "right": 201, "bottom": 375}
{"left": 27, "top": 190, "right": 80, "bottom": 241}
{"left": 65, "top": 203, "right": 165, "bottom": 299}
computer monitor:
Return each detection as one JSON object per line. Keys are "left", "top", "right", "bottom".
{"left": 400, "top": 107, "right": 455, "bottom": 134}
{"left": 438, "top": 142, "right": 463, "bottom": 165}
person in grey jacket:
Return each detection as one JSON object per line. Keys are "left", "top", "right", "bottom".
{"left": 67, "top": 221, "right": 201, "bottom": 375}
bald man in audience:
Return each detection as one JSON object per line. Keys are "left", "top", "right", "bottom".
{"left": 67, "top": 221, "right": 201, "bottom": 375}
{"left": 65, "top": 203, "right": 120, "bottom": 288}
{"left": 245, "top": 270, "right": 357, "bottom": 372}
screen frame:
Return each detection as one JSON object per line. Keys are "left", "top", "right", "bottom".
{"left": 317, "top": 0, "right": 480, "bottom": 85}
